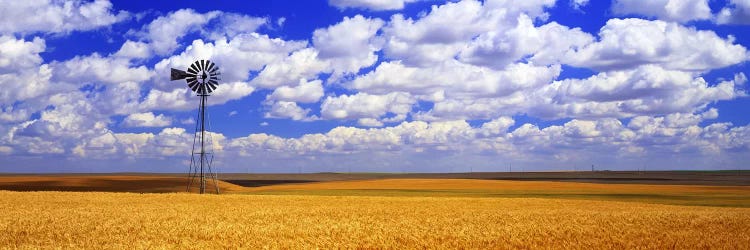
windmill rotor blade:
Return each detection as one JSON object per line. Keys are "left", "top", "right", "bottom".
{"left": 172, "top": 60, "right": 222, "bottom": 95}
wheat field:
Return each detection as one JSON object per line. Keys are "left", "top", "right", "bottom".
{"left": 248, "top": 178, "right": 750, "bottom": 207}
{"left": 1, "top": 190, "right": 749, "bottom": 249}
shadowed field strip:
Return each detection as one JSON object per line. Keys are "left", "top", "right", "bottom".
{"left": 0, "top": 175, "right": 246, "bottom": 193}
{"left": 246, "top": 178, "right": 750, "bottom": 207}
{"left": 0, "top": 191, "right": 748, "bottom": 248}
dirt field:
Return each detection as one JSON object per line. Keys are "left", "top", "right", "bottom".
{"left": 0, "top": 171, "right": 746, "bottom": 193}
{"left": 220, "top": 170, "right": 750, "bottom": 186}
{"left": 1, "top": 171, "right": 748, "bottom": 207}
{"left": 0, "top": 174, "right": 245, "bottom": 193}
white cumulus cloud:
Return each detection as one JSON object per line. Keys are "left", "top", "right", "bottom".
{"left": 114, "top": 40, "right": 151, "bottom": 59}
{"left": 265, "top": 101, "right": 317, "bottom": 121}
{"left": 716, "top": 0, "right": 750, "bottom": 25}
{"left": 313, "top": 15, "right": 384, "bottom": 77}
{"left": 570, "top": 0, "right": 589, "bottom": 9}
{"left": 140, "top": 9, "right": 220, "bottom": 56}
{"left": 526, "top": 66, "right": 745, "bottom": 119}
{"left": 123, "top": 112, "right": 172, "bottom": 127}
{"left": 565, "top": 18, "right": 748, "bottom": 72}
{"left": 0, "top": 36, "right": 45, "bottom": 72}
{"left": 321, "top": 92, "right": 416, "bottom": 123}
{"left": 612, "top": 0, "right": 711, "bottom": 22}
{"left": 380, "top": 0, "right": 556, "bottom": 67}
{"left": 52, "top": 53, "right": 153, "bottom": 84}
{"left": 250, "top": 48, "right": 328, "bottom": 89}
{"left": 328, "top": 0, "right": 419, "bottom": 11}
{"left": 267, "top": 79, "right": 325, "bottom": 103}
{"left": 0, "top": 0, "right": 128, "bottom": 34}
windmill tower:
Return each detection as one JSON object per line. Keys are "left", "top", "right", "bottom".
{"left": 170, "top": 60, "right": 221, "bottom": 194}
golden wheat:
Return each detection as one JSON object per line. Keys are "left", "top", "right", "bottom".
{"left": 1, "top": 190, "right": 748, "bottom": 249}
{"left": 248, "top": 178, "right": 750, "bottom": 207}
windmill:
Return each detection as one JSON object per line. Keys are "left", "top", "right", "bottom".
{"left": 171, "top": 60, "right": 221, "bottom": 194}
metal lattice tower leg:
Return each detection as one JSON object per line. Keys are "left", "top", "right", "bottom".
{"left": 200, "top": 94, "right": 206, "bottom": 194}
{"left": 172, "top": 60, "right": 221, "bottom": 195}
{"left": 187, "top": 93, "right": 219, "bottom": 194}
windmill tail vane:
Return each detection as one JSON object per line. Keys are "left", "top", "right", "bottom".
{"left": 170, "top": 59, "right": 222, "bottom": 194}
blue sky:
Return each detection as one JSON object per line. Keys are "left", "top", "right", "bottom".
{"left": 0, "top": 0, "right": 748, "bottom": 173}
